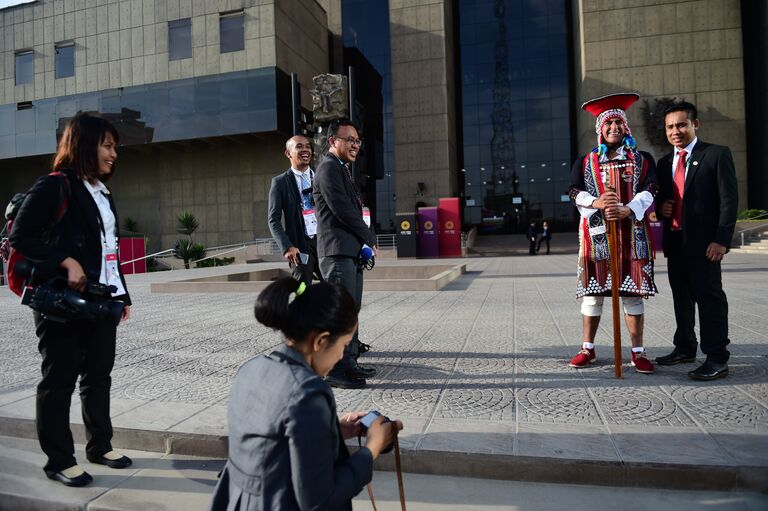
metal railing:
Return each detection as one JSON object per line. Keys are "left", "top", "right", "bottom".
{"left": 737, "top": 212, "right": 768, "bottom": 247}
{"left": 120, "top": 238, "right": 279, "bottom": 270}
{"left": 376, "top": 234, "right": 396, "bottom": 250}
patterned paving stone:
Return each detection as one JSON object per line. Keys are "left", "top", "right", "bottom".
{"left": 0, "top": 254, "right": 766, "bottom": 468}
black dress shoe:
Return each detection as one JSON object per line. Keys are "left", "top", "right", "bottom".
{"left": 655, "top": 350, "right": 696, "bottom": 366}
{"left": 88, "top": 454, "right": 133, "bottom": 469}
{"left": 688, "top": 361, "right": 729, "bottom": 381}
{"left": 45, "top": 469, "right": 93, "bottom": 487}
{"left": 325, "top": 374, "right": 366, "bottom": 389}
{"left": 358, "top": 341, "right": 372, "bottom": 355}
{"left": 348, "top": 360, "right": 376, "bottom": 379}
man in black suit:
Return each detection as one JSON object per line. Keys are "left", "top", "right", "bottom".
{"left": 313, "top": 119, "right": 377, "bottom": 389}
{"left": 655, "top": 101, "right": 738, "bottom": 381}
{"left": 268, "top": 135, "right": 322, "bottom": 285}
{"left": 526, "top": 220, "right": 538, "bottom": 255}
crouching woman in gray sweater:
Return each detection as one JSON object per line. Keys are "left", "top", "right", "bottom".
{"left": 209, "top": 278, "right": 401, "bottom": 511}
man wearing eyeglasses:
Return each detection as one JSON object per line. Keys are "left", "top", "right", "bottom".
{"left": 313, "top": 119, "right": 377, "bottom": 389}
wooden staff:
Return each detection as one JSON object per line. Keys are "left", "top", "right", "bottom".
{"left": 604, "top": 176, "right": 623, "bottom": 379}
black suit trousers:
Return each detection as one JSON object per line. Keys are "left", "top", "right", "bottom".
{"left": 666, "top": 234, "right": 730, "bottom": 363}
{"left": 320, "top": 255, "right": 363, "bottom": 375}
{"left": 34, "top": 313, "right": 117, "bottom": 472}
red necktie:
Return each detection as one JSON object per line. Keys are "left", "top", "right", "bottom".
{"left": 671, "top": 149, "right": 686, "bottom": 230}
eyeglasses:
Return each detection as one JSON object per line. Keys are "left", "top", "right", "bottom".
{"left": 335, "top": 136, "right": 363, "bottom": 146}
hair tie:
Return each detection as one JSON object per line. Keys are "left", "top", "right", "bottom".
{"left": 288, "top": 282, "right": 307, "bottom": 305}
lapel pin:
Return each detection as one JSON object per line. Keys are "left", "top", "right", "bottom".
{"left": 692, "top": 161, "right": 699, "bottom": 166}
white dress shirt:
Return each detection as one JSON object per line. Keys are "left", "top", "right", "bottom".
{"left": 82, "top": 179, "right": 116, "bottom": 286}
{"left": 672, "top": 137, "right": 698, "bottom": 181}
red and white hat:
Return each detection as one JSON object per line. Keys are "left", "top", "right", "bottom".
{"left": 581, "top": 92, "right": 639, "bottom": 150}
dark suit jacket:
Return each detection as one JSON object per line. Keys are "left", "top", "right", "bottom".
{"left": 656, "top": 141, "right": 738, "bottom": 257}
{"left": 267, "top": 169, "right": 310, "bottom": 255}
{"left": 10, "top": 168, "right": 131, "bottom": 305}
{"left": 313, "top": 154, "right": 375, "bottom": 258}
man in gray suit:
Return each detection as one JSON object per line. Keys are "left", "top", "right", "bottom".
{"left": 268, "top": 135, "right": 323, "bottom": 285}
{"left": 314, "top": 119, "right": 377, "bottom": 389}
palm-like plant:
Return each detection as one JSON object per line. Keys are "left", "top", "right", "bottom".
{"left": 174, "top": 239, "right": 206, "bottom": 269}
{"left": 173, "top": 211, "right": 204, "bottom": 268}
{"left": 176, "top": 211, "right": 200, "bottom": 236}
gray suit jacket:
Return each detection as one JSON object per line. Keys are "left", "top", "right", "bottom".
{"left": 267, "top": 169, "right": 311, "bottom": 255}
{"left": 313, "top": 154, "right": 375, "bottom": 258}
{"left": 208, "top": 344, "right": 373, "bottom": 511}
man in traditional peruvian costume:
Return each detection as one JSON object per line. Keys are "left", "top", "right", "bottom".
{"left": 567, "top": 93, "right": 659, "bottom": 374}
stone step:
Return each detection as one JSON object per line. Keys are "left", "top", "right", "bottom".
{"left": 731, "top": 247, "right": 768, "bottom": 254}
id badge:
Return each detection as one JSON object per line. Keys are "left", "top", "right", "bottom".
{"left": 104, "top": 249, "right": 126, "bottom": 296}
{"left": 303, "top": 209, "right": 317, "bottom": 237}
{"left": 362, "top": 207, "right": 371, "bottom": 228}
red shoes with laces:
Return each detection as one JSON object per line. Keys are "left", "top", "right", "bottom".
{"left": 631, "top": 350, "right": 655, "bottom": 373}
{"left": 569, "top": 348, "right": 596, "bottom": 368}
{"left": 569, "top": 347, "right": 655, "bottom": 374}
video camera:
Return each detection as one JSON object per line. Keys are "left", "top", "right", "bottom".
{"left": 15, "top": 260, "right": 124, "bottom": 327}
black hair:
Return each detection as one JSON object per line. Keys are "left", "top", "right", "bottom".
{"left": 326, "top": 118, "right": 359, "bottom": 139}
{"left": 254, "top": 278, "right": 358, "bottom": 344}
{"left": 53, "top": 112, "right": 120, "bottom": 182}
{"left": 663, "top": 101, "right": 698, "bottom": 121}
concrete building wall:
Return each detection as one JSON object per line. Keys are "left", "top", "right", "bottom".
{"left": 0, "top": 0, "right": 277, "bottom": 106}
{"left": 572, "top": 0, "right": 747, "bottom": 209}
{"left": 0, "top": 133, "right": 286, "bottom": 252}
{"left": 113, "top": 134, "right": 285, "bottom": 250}
{"left": 389, "top": 0, "right": 457, "bottom": 212}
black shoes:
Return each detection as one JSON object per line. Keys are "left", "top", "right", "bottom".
{"left": 688, "top": 361, "right": 729, "bottom": 381}
{"left": 325, "top": 374, "right": 366, "bottom": 389}
{"left": 348, "top": 359, "right": 377, "bottom": 379}
{"left": 358, "top": 341, "right": 372, "bottom": 355}
{"left": 87, "top": 453, "right": 133, "bottom": 469}
{"left": 655, "top": 350, "right": 696, "bottom": 366}
{"left": 45, "top": 468, "right": 93, "bottom": 487}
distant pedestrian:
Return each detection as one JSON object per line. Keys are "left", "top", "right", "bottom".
{"left": 208, "top": 278, "right": 402, "bottom": 511}
{"left": 567, "top": 93, "right": 658, "bottom": 374}
{"left": 654, "top": 101, "right": 737, "bottom": 381}
{"left": 527, "top": 220, "right": 538, "bottom": 255}
{"left": 536, "top": 220, "right": 552, "bottom": 254}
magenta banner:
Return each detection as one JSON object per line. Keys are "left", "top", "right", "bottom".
{"left": 417, "top": 207, "right": 440, "bottom": 258}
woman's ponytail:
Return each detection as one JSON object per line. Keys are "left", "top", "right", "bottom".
{"left": 253, "top": 277, "right": 301, "bottom": 332}
{"left": 254, "top": 278, "right": 357, "bottom": 344}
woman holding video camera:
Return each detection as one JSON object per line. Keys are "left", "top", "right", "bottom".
{"left": 10, "top": 112, "right": 132, "bottom": 487}
{"left": 209, "top": 278, "right": 402, "bottom": 511}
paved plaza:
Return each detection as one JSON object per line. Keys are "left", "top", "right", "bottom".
{"left": 0, "top": 250, "right": 767, "bottom": 508}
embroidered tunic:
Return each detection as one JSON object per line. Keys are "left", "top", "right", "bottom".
{"left": 569, "top": 149, "right": 659, "bottom": 299}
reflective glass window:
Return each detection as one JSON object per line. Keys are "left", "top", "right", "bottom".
{"left": 55, "top": 42, "right": 75, "bottom": 79}
{"left": 220, "top": 11, "right": 244, "bottom": 53}
{"left": 15, "top": 51, "right": 33, "bottom": 85}
{"left": 169, "top": 18, "right": 192, "bottom": 60}
{"left": 459, "top": 0, "right": 573, "bottom": 231}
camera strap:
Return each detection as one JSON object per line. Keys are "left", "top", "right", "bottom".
{"left": 362, "top": 422, "right": 406, "bottom": 511}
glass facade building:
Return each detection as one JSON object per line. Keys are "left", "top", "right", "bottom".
{"left": 342, "top": 0, "right": 396, "bottom": 233}
{"left": 458, "top": 0, "right": 574, "bottom": 233}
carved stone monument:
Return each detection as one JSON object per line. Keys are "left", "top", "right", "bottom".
{"left": 310, "top": 74, "right": 349, "bottom": 123}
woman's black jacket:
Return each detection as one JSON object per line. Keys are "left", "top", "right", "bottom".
{"left": 9, "top": 168, "right": 131, "bottom": 305}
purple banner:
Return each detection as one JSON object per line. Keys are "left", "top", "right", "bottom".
{"left": 418, "top": 207, "right": 440, "bottom": 258}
